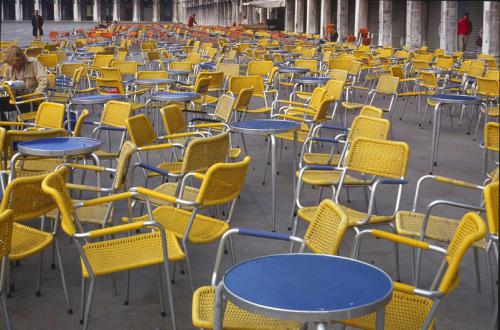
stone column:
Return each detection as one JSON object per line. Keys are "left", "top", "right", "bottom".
{"left": 54, "top": 0, "right": 61, "bottom": 21}
{"left": 406, "top": 0, "right": 422, "bottom": 49}
{"left": 439, "top": 1, "right": 457, "bottom": 52}
{"left": 252, "top": 6, "right": 259, "bottom": 24}
{"left": 15, "top": 0, "right": 22, "bottom": 21}
{"left": 133, "top": 0, "right": 139, "bottom": 21}
{"left": 336, "top": 0, "right": 348, "bottom": 41}
{"left": 232, "top": 0, "right": 239, "bottom": 24}
{"left": 34, "top": 0, "right": 41, "bottom": 14}
{"left": 285, "top": 0, "right": 295, "bottom": 32}
{"left": 74, "top": 0, "right": 81, "bottom": 21}
{"left": 294, "top": 0, "right": 304, "bottom": 32}
{"left": 306, "top": 0, "right": 318, "bottom": 34}
{"left": 152, "top": 0, "right": 159, "bottom": 22}
{"left": 378, "top": 0, "right": 391, "bottom": 46}
{"left": 320, "top": 0, "right": 332, "bottom": 36}
{"left": 112, "top": 0, "right": 119, "bottom": 21}
{"left": 354, "top": 0, "right": 367, "bottom": 35}
{"left": 93, "top": 0, "right": 100, "bottom": 22}
{"left": 483, "top": 1, "right": 500, "bottom": 58}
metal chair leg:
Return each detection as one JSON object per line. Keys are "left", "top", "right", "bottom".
{"left": 35, "top": 249, "right": 44, "bottom": 297}
{"left": 79, "top": 277, "right": 86, "bottom": 325}
{"left": 54, "top": 239, "right": 73, "bottom": 313}
{"left": 0, "top": 257, "right": 12, "bottom": 330}
{"left": 82, "top": 277, "right": 96, "bottom": 330}
{"left": 473, "top": 247, "right": 482, "bottom": 293}
{"left": 124, "top": 270, "right": 130, "bottom": 305}
{"left": 157, "top": 265, "right": 167, "bottom": 317}
{"left": 181, "top": 241, "right": 195, "bottom": 292}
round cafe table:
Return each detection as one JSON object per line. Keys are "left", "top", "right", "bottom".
{"left": 231, "top": 120, "right": 301, "bottom": 231}
{"left": 214, "top": 254, "right": 393, "bottom": 329}
{"left": 426, "top": 94, "right": 483, "bottom": 174}
{"left": 10, "top": 137, "right": 102, "bottom": 182}
{"left": 67, "top": 94, "right": 123, "bottom": 131}
{"left": 134, "top": 78, "right": 174, "bottom": 91}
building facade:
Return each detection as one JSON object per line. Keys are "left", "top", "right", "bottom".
{"left": 1, "top": 0, "right": 499, "bottom": 56}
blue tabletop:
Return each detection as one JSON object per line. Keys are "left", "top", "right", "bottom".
{"left": 231, "top": 119, "right": 301, "bottom": 135}
{"left": 71, "top": 94, "right": 123, "bottom": 104}
{"left": 428, "top": 94, "right": 482, "bottom": 103}
{"left": 17, "top": 137, "right": 101, "bottom": 157}
{"left": 167, "top": 70, "right": 191, "bottom": 75}
{"left": 295, "top": 77, "right": 331, "bottom": 84}
{"left": 134, "top": 78, "right": 174, "bottom": 85}
{"left": 279, "top": 67, "right": 310, "bottom": 73}
{"left": 223, "top": 254, "right": 392, "bottom": 317}
{"left": 150, "top": 91, "right": 200, "bottom": 102}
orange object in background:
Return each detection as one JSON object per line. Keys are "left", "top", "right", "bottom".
{"left": 324, "top": 24, "right": 335, "bottom": 36}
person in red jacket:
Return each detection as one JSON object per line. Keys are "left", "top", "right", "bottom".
{"left": 457, "top": 12, "right": 473, "bottom": 51}
{"left": 188, "top": 14, "right": 197, "bottom": 27}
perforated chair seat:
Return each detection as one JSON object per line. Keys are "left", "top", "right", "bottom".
{"left": 192, "top": 286, "right": 301, "bottom": 330}
{"left": 132, "top": 206, "right": 230, "bottom": 244}
{"left": 9, "top": 223, "right": 53, "bottom": 260}
{"left": 299, "top": 205, "right": 392, "bottom": 226}
{"left": 341, "top": 283, "right": 435, "bottom": 330}
{"left": 12, "top": 158, "right": 62, "bottom": 174}
{"left": 81, "top": 231, "right": 184, "bottom": 278}
{"left": 342, "top": 102, "right": 365, "bottom": 110}
{"left": 47, "top": 200, "right": 113, "bottom": 226}
{"left": 395, "top": 211, "right": 487, "bottom": 249}
{"left": 149, "top": 182, "right": 199, "bottom": 205}
{"left": 296, "top": 169, "right": 369, "bottom": 186}
{"left": 302, "top": 153, "right": 340, "bottom": 166}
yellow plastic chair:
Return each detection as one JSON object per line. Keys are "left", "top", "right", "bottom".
{"left": 0, "top": 209, "right": 13, "bottom": 330}
{"left": 37, "top": 54, "right": 58, "bottom": 73}
{"left": 41, "top": 170, "right": 179, "bottom": 330}
{"left": 95, "top": 77, "right": 147, "bottom": 112}
{"left": 0, "top": 101, "right": 65, "bottom": 130}
{"left": 228, "top": 75, "right": 278, "bottom": 117}
{"left": 291, "top": 115, "right": 391, "bottom": 226}
{"left": 247, "top": 60, "right": 274, "bottom": 77}
{"left": 342, "top": 76, "right": 399, "bottom": 124}
{"left": 0, "top": 82, "right": 48, "bottom": 122}
{"left": 484, "top": 181, "right": 499, "bottom": 328}
{"left": 129, "top": 156, "right": 252, "bottom": 290}
{"left": 132, "top": 130, "right": 230, "bottom": 200}
{"left": 1, "top": 173, "right": 72, "bottom": 313}
{"left": 342, "top": 212, "right": 486, "bottom": 329}
{"left": 482, "top": 122, "right": 499, "bottom": 179}
{"left": 232, "top": 87, "right": 254, "bottom": 121}
{"left": 300, "top": 108, "right": 386, "bottom": 168}
{"left": 473, "top": 77, "right": 499, "bottom": 140}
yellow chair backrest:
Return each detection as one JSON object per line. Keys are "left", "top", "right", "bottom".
{"left": 346, "top": 137, "right": 410, "bottom": 179}
{"left": 87, "top": 46, "right": 105, "bottom": 53}
{"left": 234, "top": 87, "right": 254, "bottom": 111}
{"left": 186, "top": 52, "right": 202, "bottom": 64}
{"left": 477, "top": 77, "right": 499, "bottom": 97}
{"left": 438, "top": 212, "right": 486, "bottom": 294}
{"left": 247, "top": 60, "right": 274, "bottom": 76}
{"left": 216, "top": 63, "right": 240, "bottom": 78}
{"left": 304, "top": 199, "right": 348, "bottom": 255}
{"left": 329, "top": 69, "right": 348, "bottom": 82}
{"left": 35, "top": 102, "right": 66, "bottom": 129}
{"left": 114, "top": 61, "right": 138, "bottom": 75}
{"left": 160, "top": 104, "right": 187, "bottom": 135}
{"left": 484, "top": 181, "right": 499, "bottom": 236}
{"left": 375, "top": 76, "right": 399, "bottom": 95}
{"left": 181, "top": 131, "right": 230, "bottom": 175}
{"left": 484, "top": 122, "right": 499, "bottom": 152}
{"left": 419, "top": 71, "right": 438, "bottom": 89}
{"left": 96, "top": 77, "right": 125, "bottom": 95}
{"left": 196, "top": 156, "right": 251, "bottom": 206}
{"left": 324, "top": 80, "right": 344, "bottom": 101}
{"left": 435, "top": 57, "right": 454, "bottom": 70}
{"left": 136, "top": 70, "right": 169, "bottom": 80}
{"left": 229, "top": 75, "right": 265, "bottom": 95}
{"left": 359, "top": 105, "right": 384, "bottom": 118}
{"left": 92, "top": 54, "right": 114, "bottom": 68}
{"left": 169, "top": 61, "right": 193, "bottom": 71}
{"left": 347, "top": 115, "right": 390, "bottom": 142}
{"left": 296, "top": 59, "right": 318, "bottom": 74}
{"left": 0, "top": 209, "right": 14, "bottom": 259}
{"left": 126, "top": 114, "right": 157, "bottom": 147}
{"left": 100, "top": 100, "right": 132, "bottom": 127}
{"left": 59, "top": 63, "right": 84, "bottom": 78}
{"left": 37, "top": 54, "right": 58, "bottom": 70}
{"left": 485, "top": 70, "right": 500, "bottom": 80}
{"left": 198, "top": 71, "right": 224, "bottom": 90}
{"left": 100, "top": 67, "right": 122, "bottom": 80}
{"left": 213, "top": 94, "right": 236, "bottom": 122}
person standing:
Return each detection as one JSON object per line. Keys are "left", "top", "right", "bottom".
{"left": 32, "top": 10, "right": 44, "bottom": 40}
{"left": 188, "top": 14, "right": 197, "bottom": 27}
{"left": 457, "top": 12, "right": 472, "bottom": 52}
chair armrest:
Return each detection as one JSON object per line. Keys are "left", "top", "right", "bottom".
{"left": 96, "top": 125, "right": 126, "bottom": 132}
{"left": 131, "top": 186, "right": 199, "bottom": 207}
{"left": 0, "top": 121, "right": 31, "bottom": 127}
{"left": 433, "top": 175, "right": 482, "bottom": 190}
{"left": 126, "top": 88, "right": 149, "bottom": 96}
{"left": 77, "top": 191, "right": 134, "bottom": 207}
{"left": 160, "top": 132, "right": 205, "bottom": 140}
{"left": 137, "top": 142, "right": 182, "bottom": 152}
{"left": 190, "top": 122, "right": 228, "bottom": 129}
{"left": 310, "top": 137, "right": 342, "bottom": 143}
{"left": 137, "top": 162, "right": 170, "bottom": 177}
{"left": 77, "top": 221, "right": 146, "bottom": 238}
{"left": 321, "top": 125, "right": 349, "bottom": 132}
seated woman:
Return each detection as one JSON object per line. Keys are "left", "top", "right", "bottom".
{"left": 1, "top": 46, "right": 48, "bottom": 121}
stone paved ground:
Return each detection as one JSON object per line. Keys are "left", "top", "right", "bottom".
{"left": 0, "top": 21, "right": 498, "bottom": 330}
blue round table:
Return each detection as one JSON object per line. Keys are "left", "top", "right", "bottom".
{"left": 279, "top": 67, "right": 310, "bottom": 74}
{"left": 10, "top": 137, "right": 102, "bottom": 182}
{"left": 294, "top": 76, "right": 331, "bottom": 85}
{"left": 215, "top": 254, "right": 392, "bottom": 329}
{"left": 150, "top": 91, "right": 200, "bottom": 103}
{"left": 134, "top": 78, "right": 174, "bottom": 90}
{"left": 426, "top": 94, "right": 483, "bottom": 173}
{"left": 231, "top": 120, "right": 301, "bottom": 231}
